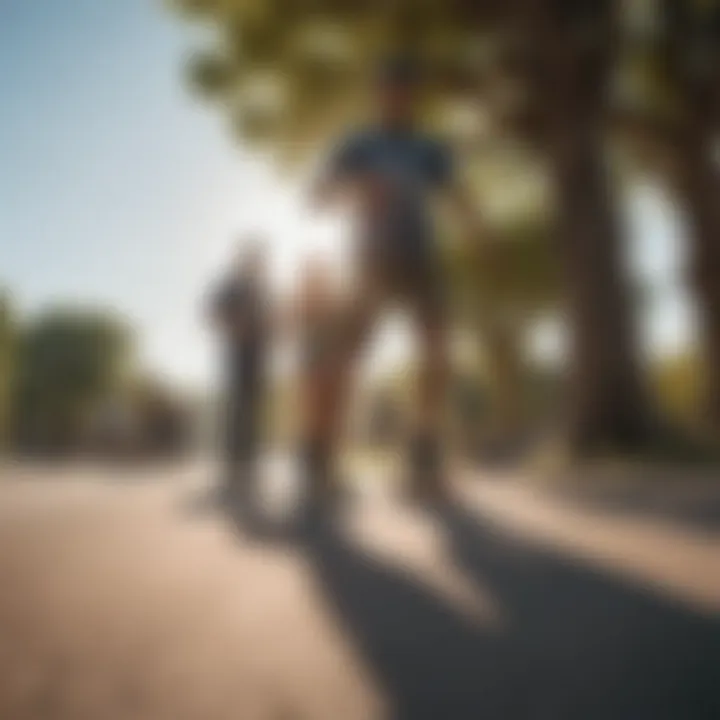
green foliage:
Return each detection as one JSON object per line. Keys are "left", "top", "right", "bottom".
{"left": 170, "top": 0, "right": 512, "bottom": 160}
{"left": 170, "top": 1, "right": 720, "bottom": 450}
{"left": 172, "top": 0, "right": 561, "bottom": 329}
{"left": 445, "top": 209, "right": 560, "bottom": 325}
{"left": 651, "top": 352, "right": 704, "bottom": 426}
{"left": 186, "top": 50, "right": 239, "bottom": 98}
{"left": 0, "top": 292, "right": 17, "bottom": 453}
{"left": 125, "top": 374, "right": 193, "bottom": 456}
{"left": 13, "top": 307, "right": 133, "bottom": 453}
{"left": 614, "top": 0, "right": 720, "bottom": 179}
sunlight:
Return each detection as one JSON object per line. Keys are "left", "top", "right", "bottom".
{"left": 221, "top": 164, "right": 419, "bottom": 378}
{"left": 347, "top": 503, "right": 506, "bottom": 629}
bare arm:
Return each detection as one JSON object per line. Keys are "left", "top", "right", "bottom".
{"left": 311, "top": 133, "right": 364, "bottom": 211}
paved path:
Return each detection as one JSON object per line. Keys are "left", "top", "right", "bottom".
{"left": 0, "top": 461, "right": 718, "bottom": 720}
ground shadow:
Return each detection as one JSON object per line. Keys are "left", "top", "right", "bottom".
{"left": 298, "top": 515, "right": 514, "bottom": 720}
{"left": 435, "top": 501, "right": 720, "bottom": 719}
{"left": 182, "top": 478, "right": 720, "bottom": 719}
{"left": 181, "top": 484, "right": 226, "bottom": 516}
{"left": 296, "top": 503, "right": 720, "bottom": 720}
{"left": 180, "top": 481, "right": 297, "bottom": 546}
{"left": 551, "top": 479, "right": 720, "bottom": 533}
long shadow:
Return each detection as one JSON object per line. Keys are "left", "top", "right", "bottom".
{"left": 552, "top": 481, "right": 720, "bottom": 533}
{"left": 298, "top": 516, "right": 516, "bottom": 720}
{"left": 435, "top": 501, "right": 720, "bottom": 720}
{"left": 180, "top": 483, "right": 286, "bottom": 544}
{"left": 296, "top": 502, "right": 720, "bottom": 720}
{"left": 186, "top": 485, "right": 720, "bottom": 719}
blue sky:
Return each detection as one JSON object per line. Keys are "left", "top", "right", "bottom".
{"left": 0, "top": 0, "right": 314, "bottom": 384}
{"left": 0, "top": 0, "right": 697, "bottom": 386}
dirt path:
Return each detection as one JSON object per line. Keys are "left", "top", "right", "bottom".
{"left": 0, "top": 463, "right": 718, "bottom": 719}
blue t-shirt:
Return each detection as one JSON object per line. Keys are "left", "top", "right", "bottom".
{"left": 326, "top": 126, "right": 454, "bottom": 261}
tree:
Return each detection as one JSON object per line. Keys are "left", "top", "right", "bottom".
{"left": 170, "top": 0, "right": 656, "bottom": 455}
{"left": 170, "top": 0, "right": 507, "bottom": 160}
{"left": 0, "top": 292, "right": 16, "bottom": 454}
{"left": 659, "top": 0, "right": 720, "bottom": 431}
{"left": 13, "top": 308, "right": 133, "bottom": 454}
{"left": 127, "top": 375, "right": 194, "bottom": 458}
{"left": 652, "top": 352, "right": 703, "bottom": 428}
{"left": 503, "top": 0, "right": 656, "bottom": 454}
{"left": 446, "top": 195, "right": 560, "bottom": 441}
{"left": 617, "top": 0, "right": 720, "bottom": 431}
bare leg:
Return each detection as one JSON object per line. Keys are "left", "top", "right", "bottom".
{"left": 414, "top": 308, "right": 449, "bottom": 440}
{"left": 408, "top": 296, "right": 449, "bottom": 499}
{"left": 330, "top": 273, "right": 384, "bottom": 444}
{"left": 300, "top": 281, "right": 379, "bottom": 506}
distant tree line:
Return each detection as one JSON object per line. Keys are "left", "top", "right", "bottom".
{"left": 0, "top": 292, "right": 194, "bottom": 460}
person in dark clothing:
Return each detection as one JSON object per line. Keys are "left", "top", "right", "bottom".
{"left": 209, "top": 240, "right": 269, "bottom": 503}
{"left": 311, "top": 56, "right": 486, "bottom": 502}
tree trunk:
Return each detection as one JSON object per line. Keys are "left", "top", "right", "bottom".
{"left": 0, "top": 295, "right": 14, "bottom": 454}
{"left": 480, "top": 319, "right": 525, "bottom": 443}
{"left": 663, "top": 0, "right": 720, "bottom": 430}
{"left": 552, "top": 133, "right": 652, "bottom": 452}
{"left": 676, "top": 126, "right": 720, "bottom": 428}
{"left": 520, "top": 0, "right": 654, "bottom": 454}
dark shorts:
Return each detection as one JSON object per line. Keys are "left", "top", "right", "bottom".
{"left": 359, "top": 243, "right": 446, "bottom": 325}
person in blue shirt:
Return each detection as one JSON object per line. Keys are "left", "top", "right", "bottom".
{"left": 311, "top": 56, "right": 484, "bottom": 504}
